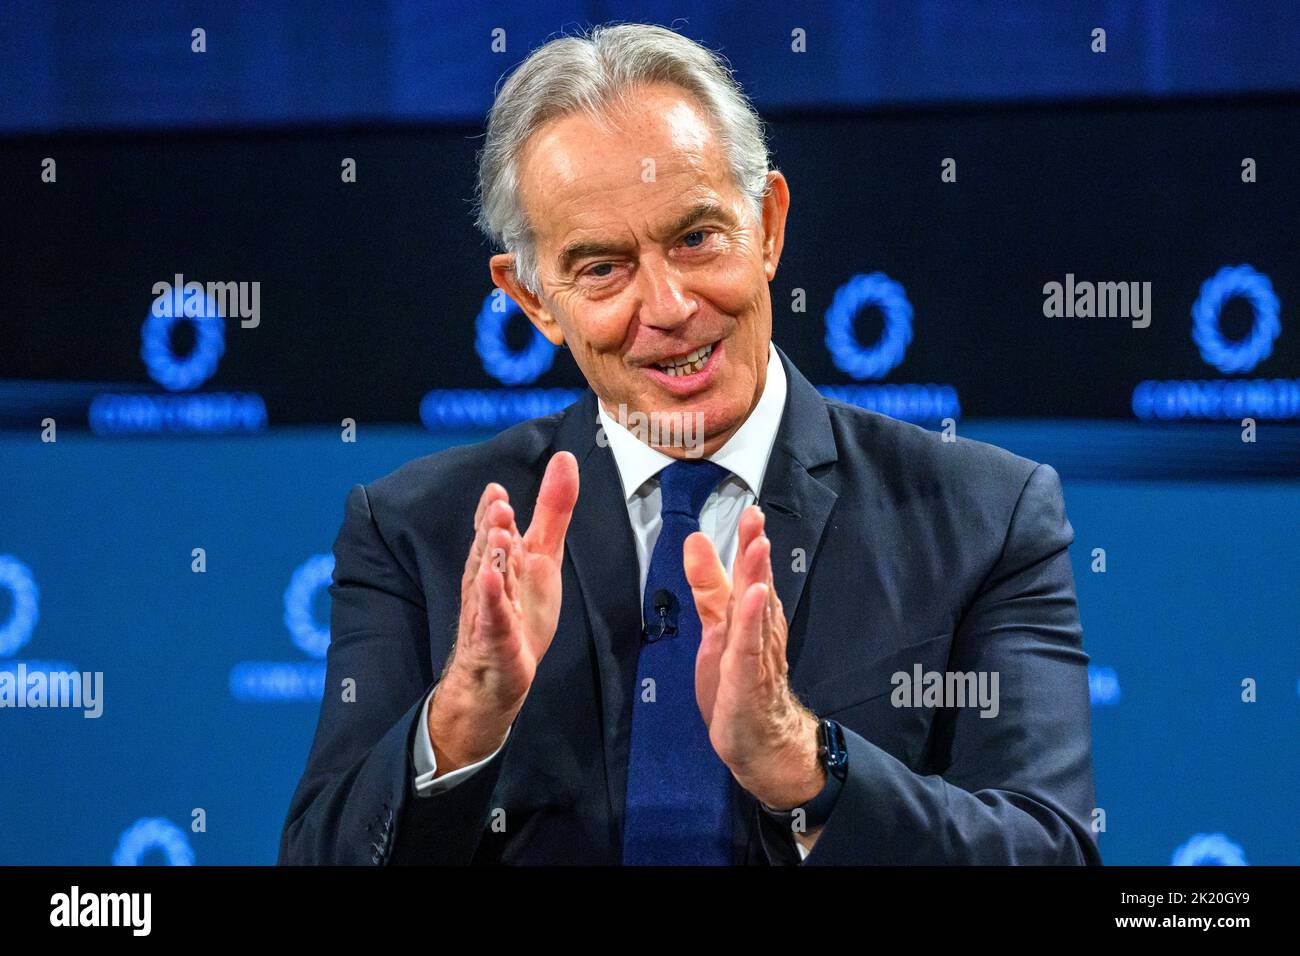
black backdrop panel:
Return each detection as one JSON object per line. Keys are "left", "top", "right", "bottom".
{"left": 3, "top": 97, "right": 1297, "bottom": 423}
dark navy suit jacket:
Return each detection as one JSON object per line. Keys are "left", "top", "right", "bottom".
{"left": 279, "top": 347, "right": 1101, "bottom": 865}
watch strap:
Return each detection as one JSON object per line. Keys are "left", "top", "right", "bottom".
{"left": 759, "top": 718, "right": 848, "bottom": 831}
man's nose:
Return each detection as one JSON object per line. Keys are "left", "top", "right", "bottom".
{"left": 635, "top": 253, "right": 697, "bottom": 330}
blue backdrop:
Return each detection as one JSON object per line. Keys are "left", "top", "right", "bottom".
{"left": 2, "top": 424, "right": 1297, "bottom": 865}
{"left": 3, "top": 0, "right": 1299, "bottom": 132}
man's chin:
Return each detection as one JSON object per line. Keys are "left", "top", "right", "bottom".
{"left": 608, "top": 398, "right": 739, "bottom": 458}
{"left": 682, "top": 406, "right": 747, "bottom": 457}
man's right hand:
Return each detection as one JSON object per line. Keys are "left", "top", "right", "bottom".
{"left": 427, "top": 451, "right": 580, "bottom": 774}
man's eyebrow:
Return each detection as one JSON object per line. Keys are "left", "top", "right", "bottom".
{"left": 650, "top": 200, "right": 736, "bottom": 243}
{"left": 558, "top": 239, "right": 632, "bottom": 275}
{"left": 556, "top": 200, "right": 735, "bottom": 274}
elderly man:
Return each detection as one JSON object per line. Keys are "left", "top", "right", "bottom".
{"left": 279, "top": 23, "right": 1100, "bottom": 866}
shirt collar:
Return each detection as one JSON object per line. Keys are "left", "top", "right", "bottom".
{"left": 595, "top": 342, "right": 788, "bottom": 502}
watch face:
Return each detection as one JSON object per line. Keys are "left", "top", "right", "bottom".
{"left": 821, "top": 719, "right": 848, "bottom": 775}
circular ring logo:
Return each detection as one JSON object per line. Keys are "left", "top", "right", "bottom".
{"left": 475, "top": 290, "right": 556, "bottom": 385}
{"left": 0, "top": 555, "right": 39, "bottom": 658}
{"left": 141, "top": 291, "right": 226, "bottom": 391}
{"left": 1171, "top": 832, "right": 1247, "bottom": 866}
{"left": 112, "top": 817, "right": 195, "bottom": 866}
{"left": 1192, "top": 265, "right": 1280, "bottom": 374}
{"left": 824, "top": 272, "right": 914, "bottom": 381}
{"left": 284, "top": 554, "right": 335, "bottom": 659}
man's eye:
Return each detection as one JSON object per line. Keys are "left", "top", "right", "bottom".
{"left": 587, "top": 263, "right": 614, "bottom": 278}
{"left": 682, "top": 230, "right": 710, "bottom": 248}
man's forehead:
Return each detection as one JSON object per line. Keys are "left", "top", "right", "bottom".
{"left": 552, "top": 176, "right": 724, "bottom": 233}
{"left": 516, "top": 89, "right": 732, "bottom": 239}
{"left": 521, "top": 88, "right": 717, "bottom": 177}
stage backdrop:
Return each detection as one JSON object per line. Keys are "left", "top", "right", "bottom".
{"left": 1, "top": 24, "right": 1297, "bottom": 865}
{"left": 3, "top": 97, "right": 1299, "bottom": 430}
{"left": 0, "top": 423, "right": 1297, "bottom": 865}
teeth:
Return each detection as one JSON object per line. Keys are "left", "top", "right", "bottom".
{"left": 656, "top": 342, "right": 714, "bottom": 376}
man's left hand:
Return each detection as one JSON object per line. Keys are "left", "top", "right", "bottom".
{"left": 684, "top": 506, "right": 825, "bottom": 820}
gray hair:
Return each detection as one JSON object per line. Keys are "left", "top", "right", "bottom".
{"left": 473, "top": 22, "right": 773, "bottom": 297}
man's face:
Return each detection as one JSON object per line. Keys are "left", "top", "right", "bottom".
{"left": 491, "top": 82, "right": 789, "bottom": 457}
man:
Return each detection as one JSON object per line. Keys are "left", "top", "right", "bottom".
{"left": 279, "top": 23, "right": 1100, "bottom": 865}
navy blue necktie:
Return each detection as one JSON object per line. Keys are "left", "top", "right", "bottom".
{"left": 623, "top": 459, "right": 733, "bottom": 865}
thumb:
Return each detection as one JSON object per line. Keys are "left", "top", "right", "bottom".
{"left": 524, "top": 451, "right": 580, "bottom": 559}
{"left": 683, "top": 531, "right": 730, "bottom": 629}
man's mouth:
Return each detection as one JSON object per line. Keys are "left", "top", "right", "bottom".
{"left": 651, "top": 341, "right": 717, "bottom": 377}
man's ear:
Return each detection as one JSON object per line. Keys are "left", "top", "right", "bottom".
{"left": 489, "top": 252, "right": 565, "bottom": 346}
{"left": 759, "top": 171, "right": 790, "bottom": 283}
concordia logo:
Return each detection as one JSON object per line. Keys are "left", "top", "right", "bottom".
{"left": 228, "top": 554, "right": 332, "bottom": 701}
{"left": 112, "top": 816, "right": 195, "bottom": 866}
{"left": 89, "top": 277, "right": 268, "bottom": 435}
{"left": 420, "top": 289, "right": 582, "bottom": 431}
{"left": 1171, "top": 832, "right": 1248, "bottom": 866}
{"left": 0, "top": 555, "right": 89, "bottom": 705}
{"left": 1133, "top": 264, "right": 1298, "bottom": 421}
{"left": 819, "top": 272, "right": 960, "bottom": 424}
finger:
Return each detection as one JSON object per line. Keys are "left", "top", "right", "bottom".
{"left": 726, "top": 535, "right": 774, "bottom": 680}
{"left": 523, "top": 452, "right": 580, "bottom": 559}
{"left": 731, "top": 505, "right": 766, "bottom": 604}
{"left": 463, "top": 484, "right": 507, "bottom": 579}
{"left": 462, "top": 499, "right": 517, "bottom": 620}
{"left": 763, "top": 583, "right": 789, "bottom": 683}
{"left": 695, "top": 624, "right": 724, "bottom": 727}
{"left": 685, "top": 534, "right": 729, "bottom": 726}
{"left": 752, "top": 530, "right": 788, "bottom": 667}
{"left": 753, "top": 524, "right": 786, "bottom": 636}
{"left": 501, "top": 498, "right": 523, "bottom": 540}
{"left": 481, "top": 491, "right": 519, "bottom": 551}
{"left": 684, "top": 531, "right": 731, "bottom": 629}
{"left": 473, "top": 482, "right": 507, "bottom": 529}
{"left": 763, "top": 547, "right": 785, "bottom": 634}
{"left": 462, "top": 487, "right": 512, "bottom": 595}
{"left": 475, "top": 537, "right": 514, "bottom": 643}
{"left": 737, "top": 531, "right": 771, "bottom": 639}
{"left": 487, "top": 525, "right": 519, "bottom": 607}
{"left": 509, "top": 532, "right": 527, "bottom": 610}
{"left": 720, "top": 582, "right": 768, "bottom": 692}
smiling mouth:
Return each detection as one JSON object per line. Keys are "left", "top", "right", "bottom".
{"left": 651, "top": 341, "right": 717, "bottom": 377}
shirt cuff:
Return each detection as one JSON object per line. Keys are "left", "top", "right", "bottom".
{"left": 758, "top": 800, "right": 817, "bottom": 862}
{"left": 412, "top": 684, "right": 510, "bottom": 797}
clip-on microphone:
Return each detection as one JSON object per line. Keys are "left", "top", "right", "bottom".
{"left": 642, "top": 588, "right": 679, "bottom": 643}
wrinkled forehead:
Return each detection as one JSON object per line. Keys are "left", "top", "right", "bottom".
{"left": 514, "top": 85, "right": 738, "bottom": 248}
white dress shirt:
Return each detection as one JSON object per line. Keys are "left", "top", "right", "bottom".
{"left": 410, "top": 344, "right": 805, "bottom": 858}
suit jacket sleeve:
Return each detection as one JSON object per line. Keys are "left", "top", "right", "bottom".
{"left": 277, "top": 483, "right": 505, "bottom": 864}
{"left": 767, "top": 462, "right": 1101, "bottom": 865}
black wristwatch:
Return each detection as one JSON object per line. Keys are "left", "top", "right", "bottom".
{"left": 760, "top": 718, "right": 848, "bottom": 831}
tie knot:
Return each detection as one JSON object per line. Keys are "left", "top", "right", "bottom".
{"left": 656, "top": 459, "right": 729, "bottom": 519}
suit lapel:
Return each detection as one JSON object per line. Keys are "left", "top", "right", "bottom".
{"left": 760, "top": 348, "right": 840, "bottom": 675}
{"left": 552, "top": 392, "right": 643, "bottom": 847}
